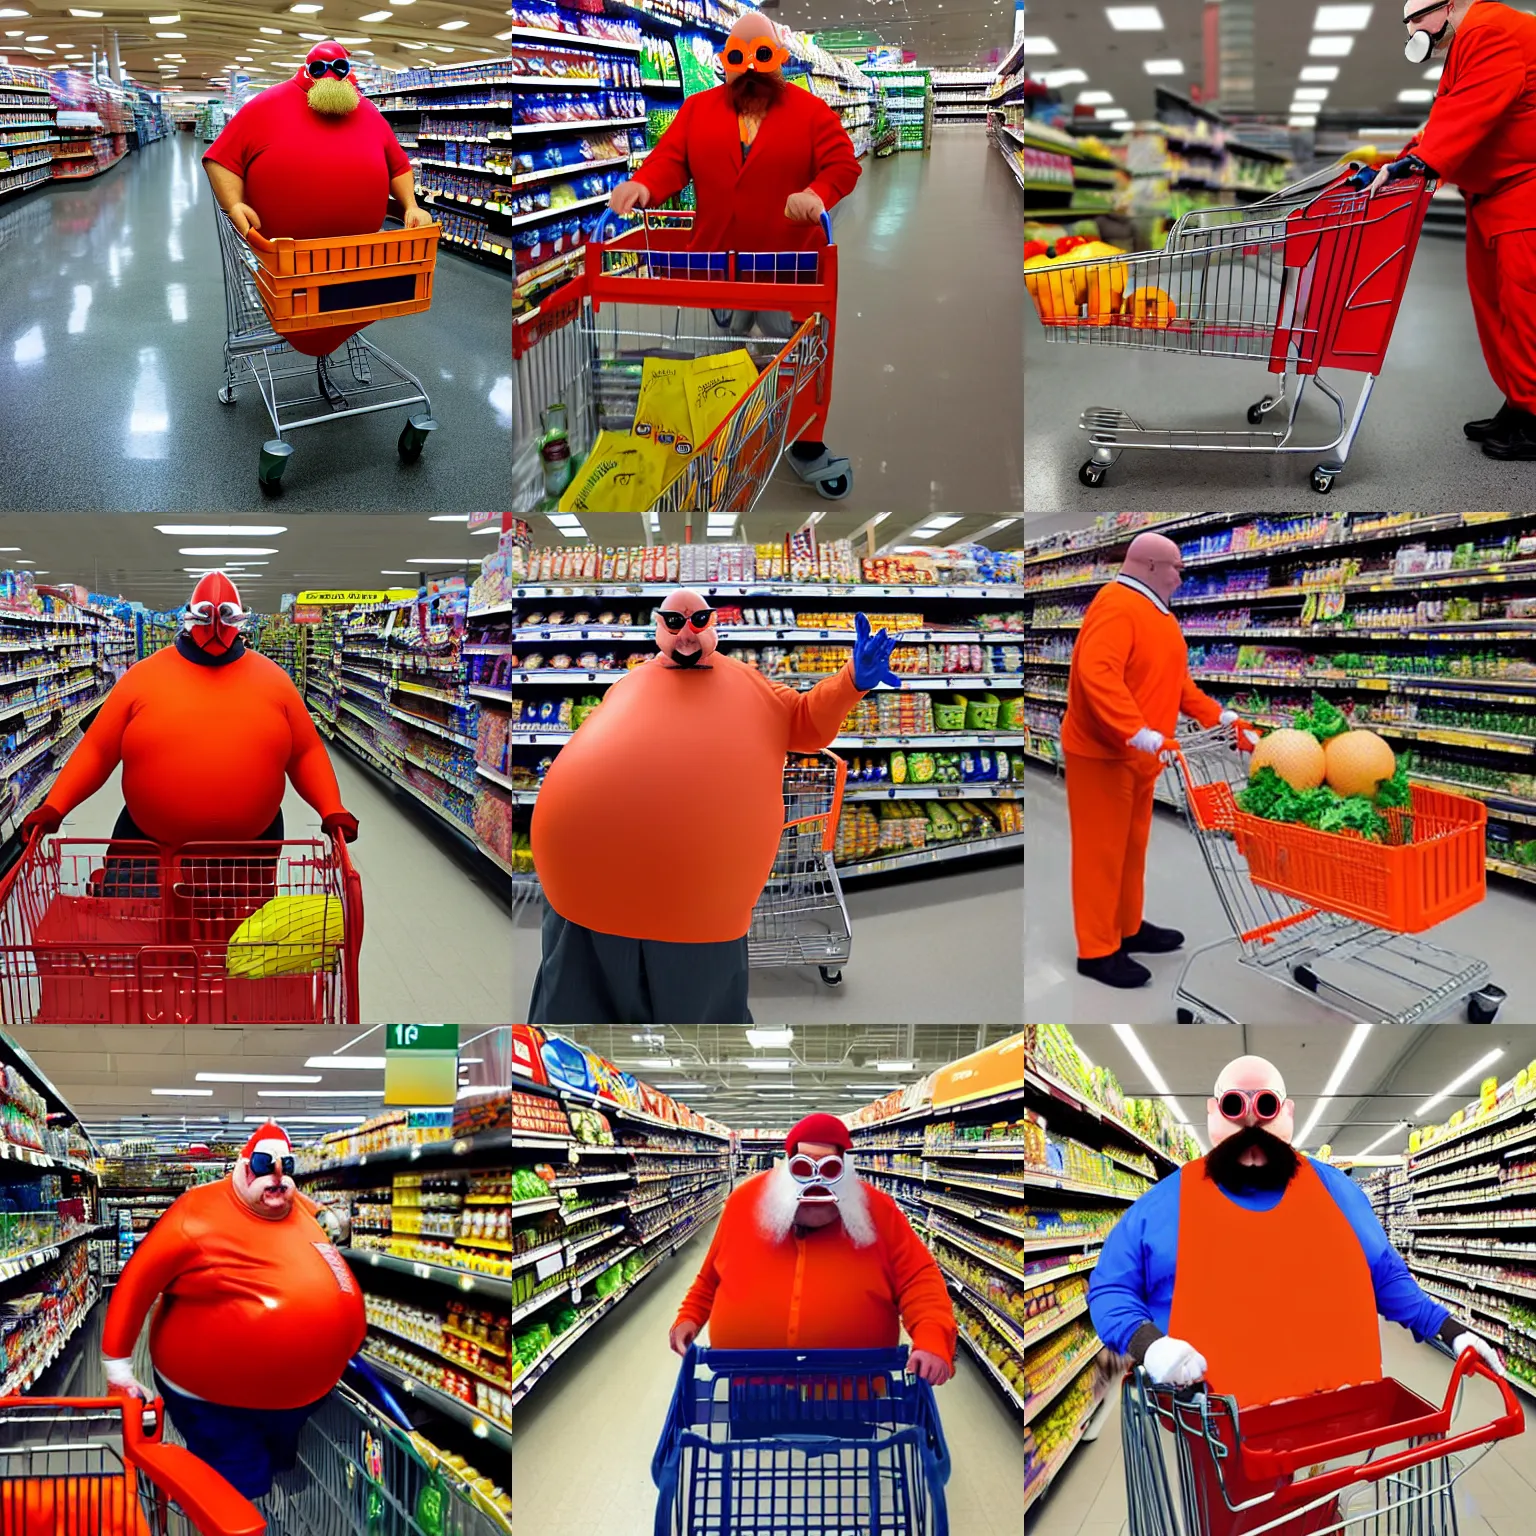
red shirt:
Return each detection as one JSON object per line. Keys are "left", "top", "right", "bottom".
{"left": 1414, "top": 0, "right": 1536, "bottom": 235}
{"left": 204, "top": 76, "right": 410, "bottom": 240}
{"left": 101, "top": 1180, "right": 366, "bottom": 1410}
{"left": 631, "top": 81, "right": 861, "bottom": 251}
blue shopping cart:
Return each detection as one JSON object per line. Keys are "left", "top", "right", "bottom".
{"left": 651, "top": 1347, "right": 950, "bottom": 1536}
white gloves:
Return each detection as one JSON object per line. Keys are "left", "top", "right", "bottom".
{"left": 1453, "top": 1331, "right": 1507, "bottom": 1378}
{"left": 1127, "top": 727, "right": 1166, "bottom": 756}
{"left": 1143, "top": 1335, "right": 1207, "bottom": 1387}
{"left": 103, "top": 1356, "right": 150, "bottom": 1399}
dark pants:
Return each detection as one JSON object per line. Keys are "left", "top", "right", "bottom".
{"left": 155, "top": 1373, "right": 324, "bottom": 1501}
{"left": 527, "top": 906, "right": 752, "bottom": 1024}
{"left": 99, "top": 806, "right": 284, "bottom": 899}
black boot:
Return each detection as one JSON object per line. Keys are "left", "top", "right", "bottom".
{"left": 1464, "top": 402, "right": 1516, "bottom": 442}
{"left": 1483, "top": 410, "right": 1536, "bottom": 459}
{"left": 1077, "top": 952, "right": 1152, "bottom": 989}
{"left": 1121, "top": 920, "right": 1185, "bottom": 954}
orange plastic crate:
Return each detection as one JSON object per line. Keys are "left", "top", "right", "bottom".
{"left": 1190, "top": 782, "right": 1487, "bottom": 933}
{"left": 245, "top": 224, "right": 440, "bottom": 335}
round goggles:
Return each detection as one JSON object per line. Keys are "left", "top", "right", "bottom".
{"left": 788, "top": 1152, "right": 844, "bottom": 1184}
{"left": 655, "top": 607, "right": 715, "bottom": 632}
{"left": 306, "top": 57, "right": 352, "bottom": 78}
{"left": 248, "top": 1150, "right": 296, "bottom": 1178}
{"left": 186, "top": 601, "right": 249, "bottom": 628}
{"left": 721, "top": 40, "right": 789, "bottom": 72}
{"left": 1218, "top": 1087, "right": 1282, "bottom": 1123}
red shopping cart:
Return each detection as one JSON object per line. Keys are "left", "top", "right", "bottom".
{"left": 0, "top": 1395, "right": 263, "bottom": 1536}
{"left": 514, "top": 208, "right": 845, "bottom": 513}
{"left": 1031, "top": 165, "right": 1435, "bottom": 493}
{"left": 1121, "top": 1349, "right": 1524, "bottom": 1536}
{"left": 0, "top": 832, "right": 363, "bottom": 1026}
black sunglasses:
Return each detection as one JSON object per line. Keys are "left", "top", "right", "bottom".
{"left": 249, "top": 1150, "right": 296, "bottom": 1178}
{"left": 306, "top": 57, "right": 351, "bottom": 78}
{"left": 655, "top": 607, "right": 715, "bottom": 632}
{"left": 724, "top": 43, "right": 779, "bottom": 66}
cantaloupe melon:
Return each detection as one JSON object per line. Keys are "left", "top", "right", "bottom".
{"left": 1324, "top": 729, "right": 1396, "bottom": 799}
{"left": 1249, "top": 728, "right": 1326, "bottom": 791}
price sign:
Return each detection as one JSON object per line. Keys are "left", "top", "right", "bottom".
{"left": 534, "top": 1250, "right": 564, "bottom": 1282}
{"left": 385, "top": 1023, "right": 460, "bottom": 1107}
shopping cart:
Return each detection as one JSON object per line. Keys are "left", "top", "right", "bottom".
{"left": 0, "top": 1395, "right": 264, "bottom": 1535}
{"left": 1032, "top": 164, "right": 1435, "bottom": 493}
{"left": 1121, "top": 1348, "right": 1523, "bottom": 1536}
{"left": 0, "top": 831, "right": 363, "bottom": 1026}
{"left": 1160, "top": 723, "right": 1504, "bottom": 1026}
{"left": 652, "top": 1347, "right": 949, "bottom": 1536}
{"left": 215, "top": 209, "right": 440, "bottom": 494}
{"left": 514, "top": 208, "right": 846, "bottom": 514}
{"left": 748, "top": 750, "right": 852, "bottom": 986}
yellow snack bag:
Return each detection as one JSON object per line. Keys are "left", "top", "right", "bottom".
{"left": 685, "top": 348, "right": 760, "bottom": 446}
{"left": 226, "top": 894, "right": 344, "bottom": 978}
{"left": 633, "top": 356, "right": 696, "bottom": 453}
{"left": 558, "top": 431, "right": 662, "bottom": 513}
{"left": 628, "top": 432, "right": 689, "bottom": 498}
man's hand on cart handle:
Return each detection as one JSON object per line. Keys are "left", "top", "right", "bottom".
{"left": 1352, "top": 154, "right": 1429, "bottom": 197}
{"left": 1143, "top": 1335, "right": 1208, "bottom": 1388}
{"left": 20, "top": 804, "right": 62, "bottom": 839}
{"left": 1219, "top": 710, "right": 1262, "bottom": 752}
{"left": 905, "top": 1349, "right": 953, "bottom": 1386}
{"left": 785, "top": 189, "right": 826, "bottom": 225}
{"left": 852, "top": 612, "right": 903, "bottom": 692}
{"left": 670, "top": 1319, "right": 700, "bottom": 1356}
{"left": 1452, "top": 1331, "right": 1507, "bottom": 1379}
{"left": 1127, "top": 727, "right": 1166, "bottom": 757}
{"left": 610, "top": 180, "right": 651, "bottom": 217}
{"left": 322, "top": 810, "right": 360, "bottom": 844}
{"left": 103, "top": 1356, "right": 150, "bottom": 1400}
{"left": 228, "top": 201, "right": 262, "bottom": 238}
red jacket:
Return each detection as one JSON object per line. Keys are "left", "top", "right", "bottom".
{"left": 631, "top": 81, "right": 861, "bottom": 250}
{"left": 1414, "top": 0, "right": 1536, "bottom": 235}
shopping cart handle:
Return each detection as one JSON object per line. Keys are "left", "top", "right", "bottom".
{"left": 593, "top": 208, "right": 623, "bottom": 244}
{"left": 344, "top": 1354, "right": 413, "bottom": 1430}
{"left": 819, "top": 210, "right": 834, "bottom": 246}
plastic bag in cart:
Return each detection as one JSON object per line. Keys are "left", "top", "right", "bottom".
{"left": 557, "top": 430, "right": 675, "bottom": 512}
{"left": 685, "top": 349, "right": 758, "bottom": 444}
{"left": 225, "top": 893, "right": 344, "bottom": 978}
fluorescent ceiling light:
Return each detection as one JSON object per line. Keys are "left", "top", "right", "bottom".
{"left": 157, "top": 524, "right": 286, "bottom": 535}
{"left": 289, "top": 2, "right": 322, "bottom": 10}
{"left": 1096, "top": 107, "right": 1128, "bottom": 120}
{"left": 1111, "top": 1024, "right": 1197, "bottom": 1136}
{"left": 1295, "top": 1023, "right": 1372, "bottom": 1148}
{"left": 1289, "top": 115, "right": 1318, "bottom": 127}
{"left": 179, "top": 547, "right": 279, "bottom": 556}
{"left": 303, "top": 1056, "right": 386, "bottom": 1070}
{"left": 405, "top": 557, "right": 470, "bottom": 565}
{"left": 298, "top": 31, "right": 327, "bottom": 39}
{"left": 1313, "top": 4, "right": 1372, "bottom": 28}
{"left": 1416, "top": 1048, "right": 1505, "bottom": 1117}
{"left": 68, "top": 8, "right": 102, "bottom": 15}
{"left": 260, "top": 25, "right": 283, "bottom": 32}
{"left": 360, "top": 8, "right": 391, "bottom": 17}
{"left": 875, "top": 1061, "right": 915, "bottom": 1072}
{"left": 243, "top": 1115, "right": 363, "bottom": 1125}
{"left": 1020, "top": 34, "right": 1056, "bottom": 54}
{"left": 1300, "top": 65, "right": 1339, "bottom": 81}
{"left": 1425, "top": 64, "right": 1443, "bottom": 79}
{"left": 1038, "top": 67, "right": 1088, "bottom": 88}
{"left": 148, "top": 10, "right": 179, "bottom": 18}
{"left": 1355, "top": 1122, "right": 1409, "bottom": 1157}
{"left": 0, "top": 9, "right": 28, "bottom": 15}
{"left": 1077, "top": 90, "right": 1114, "bottom": 105}
{"left": 655, "top": 1083, "right": 708, "bottom": 1092}
{"left": 155, "top": 31, "right": 185, "bottom": 38}
{"left": 1309, "top": 35, "right": 1353, "bottom": 55}
{"left": 438, "top": 17, "right": 467, "bottom": 27}
{"left": 257, "top": 1090, "right": 384, "bottom": 1098}
{"left": 743, "top": 1060, "right": 793, "bottom": 1071}
{"left": 428, "top": 516, "right": 470, "bottom": 524}
{"left": 746, "top": 1029, "right": 794, "bottom": 1049}
{"left": 151, "top": 1088, "right": 214, "bottom": 1097}
{"left": 1106, "top": 6, "right": 1164, "bottom": 30}
{"left": 1143, "top": 58, "right": 1182, "bottom": 74}
{"left": 1294, "top": 87, "right": 1329, "bottom": 101}
{"left": 618, "top": 1057, "right": 678, "bottom": 1070}
{"left": 197, "top": 1072, "right": 321, "bottom": 1084}
{"left": 1398, "top": 89, "right": 1434, "bottom": 102}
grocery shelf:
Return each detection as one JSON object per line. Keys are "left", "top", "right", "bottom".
{"left": 361, "top": 1351, "right": 511, "bottom": 1453}
{"left": 340, "top": 1247, "right": 515, "bottom": 1305}
{"left": 955, "top": 1321, "right": 1025, "bottom": 1412}
{"left": 1023, "top": 1381, "right": 1107, "bottom": 1517}
{"left": 0, "top": 1224, "right": 112, "bottom": 1285}
{"left": 837, "top": 832, "right": 1025, "bottom": 879}
{"left": 1022, "top": 1343, "right": 1099, "bottom": 1427}
{"left": 306, "top": 1127, "right": 543, "bottom": 1176}
{"left": 0, "top": 1286, "right": 99, "bottom": 1397}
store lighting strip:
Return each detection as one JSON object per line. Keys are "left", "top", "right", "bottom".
{"left": 1416, "top": 1049, "right": 1505, "bottom": 1117}
{"left": 1109, "top": 1025, "right": 1198, "bottom": 1146}
{"left": 1295, "top": 1023, "right": 1372, "bottom": 1150}
{"left": 1355, "top": 1121, "right": 1410, "bottom": 1157}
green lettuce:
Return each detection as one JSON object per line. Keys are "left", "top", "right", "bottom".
{"left": 1293, "top": 692, "right": 1350, "bottom": 742}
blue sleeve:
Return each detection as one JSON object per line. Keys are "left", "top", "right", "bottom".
{"left": 1087, "top": 1173, "right": 1180, "bottom": 1352}
{"left": 1313, "top": 1160, "right": 1449, "bottom": 1342}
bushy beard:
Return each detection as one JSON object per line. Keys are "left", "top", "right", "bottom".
{"left": 1204, "top": 1125, "right": 1300, "bottom": 1195}
{"left": 728, "top": 70, "right": 784, "bottom": 114}
{"left": 307, "top": 76, "right": 360, "bottom": 116}
{"left": 755, "top": 1157, "right": 877, "bottom": 1248}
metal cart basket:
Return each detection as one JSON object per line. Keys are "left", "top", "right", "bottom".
{"left": 748, "top": 750, "right": 852, "bottom": 987}
{"left": 1161, "top": 724, "right": 1503, "bottom": 1026}
{"left": 514, "top": 209, "right": 844, "bottom": 514}
{"left": 1122, "top": 1350, "right": 1523, "bottom": 1536}
{"left": 0, "top": 832, "right": 363, "bottom": 1026}
{"left": 652, "top": 1347, "right": 949, "bottom": 1536}
{"left": 1033, "top": 165, "right": 1435, "bottom": 494}
{"left": 215, "top": 210, "right": 439, "bottom": 494}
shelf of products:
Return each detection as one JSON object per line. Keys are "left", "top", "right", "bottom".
{"left": 50, "top": 75, "right": 133, "bottom": 182}
{"left": 0, "top": 65, "right": 58, "bottom": 202}
{"left": 929, "top": 70, "right": 993, "bottom": 126}
{"left": 866, "top": 66, "right": 929, "bottom": 152}
{"left": 1023, "top": 506, "right": 1536, "bottom": 873}
{"left": 1004, "top": 116, "right": 1128, "bottom": 229}
{"left": 466, "top": 536, "right": 1025, "bottom": 888}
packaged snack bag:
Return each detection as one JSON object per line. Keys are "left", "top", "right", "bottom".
{"left": 685, "top": 349, "right": 759, "bottom": 445}
{"left": 558, "top": 431, "right": 661, "bottom": 513}
{"left": 633, "top": 355, "right": 696, "bottom": 452}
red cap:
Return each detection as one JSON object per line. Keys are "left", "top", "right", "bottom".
{"left": 241, "top": 1122, "right": 292, "bottom": 1159}
{"left": 785, "top": 1113, "right": 851, "bottom": 1155}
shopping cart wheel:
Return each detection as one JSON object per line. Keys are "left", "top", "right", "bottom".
{"left": 398, "top": 413, "right": 437, "bottom": 464}
{"left": 218, "top": 385, "right": 236, "bottom": 406}
{"left": 818, "top": 966, "right": 843, "bottom": 986}
{"left": 1468, "top": 984, "right": 1507, "bottom": 1024}
{"left": 814, "top": 470, "right": 852, "bottom": 501}
{"left": 1310, "top": 467, "right": 1336, "bottom": 494}
{"left": 1247, "top": 398, "right": 1275, "bottom": 425}
{"left": 1176, "top": 1007, "right": 1196, "bottom": 1024}
{"left": 1293, "top": 963, "right": 1320, "bottom": 992}
{"left": 258, "top": 439, "right": 293, "bottom": 494}
{"left": 1079, "top": 460, "right": 1108, "bottom": 488}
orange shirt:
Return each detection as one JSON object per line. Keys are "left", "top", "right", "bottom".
{"left": 44, "top": 644, "right": 344, "bottom": 843}
{"left": 101, "top": 1180, "right": 366, "bottom": 1410}
{"left": 531, "top": 653, "right": 865, "bottom": 942}
{"left": 674, "top": 1172, "right": 958, "bottom": 1362}
{"left": 1061, "top": 578, "right": 1223, "bottom": 761}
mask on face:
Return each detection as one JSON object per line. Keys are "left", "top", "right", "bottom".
{"left": 183, "top": 572, "right": 249, "bottom": 656}
{"left": 1405, "top": 6, "right": 1452, "bottom": 63}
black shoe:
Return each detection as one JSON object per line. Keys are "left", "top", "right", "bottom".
{"left": 1121, "top": 920, "right": 1185, "bottom": 955}
{"left": 1464, "top": 403, "right": 1516, "bottom": 442}
{"left": 1483, "top": 414, "right": 1536, "bottom": 459}
{"left": 1077, "top": 951, "right": 1152, "bottom": 989}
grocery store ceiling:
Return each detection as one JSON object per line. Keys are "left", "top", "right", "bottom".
{"left": 521, "top": 512, "right": 1024, "bottom": 555}
{"left": 552, "top": 1024, "right": 1017, "bottom": 1130}
{"left": 1067, "top": 1025, "right": 1536, "bottom": 1162}
{"left": 0, "top": 0, "right": 507, "bottom": 95}
{"left": 774, "top": 0, "right": 1017, "bottom": 67}
{"left": 1026, "top": 0, "right": 1536, "bottom": 124}
{"left": 8, "top": 1023, "right": 514, "bottom": 1145}
{"left": 0, "top": 513, "right": 1022, "bottom": 615}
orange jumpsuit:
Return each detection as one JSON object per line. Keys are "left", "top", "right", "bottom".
{"left": 1061, "top": 578, "right": 1222, "bottom": 959}
{"left": 43, "top": 644, "right": 344, "bottom": 844}
{"left": 531, "top": 653, "right": 865, "bottom": 943}
{"left": 1412, "top": 2, "right": 1536, "bottom": 411}
{"left": 101, "top": 1180, "right": 366, "bottom": 1410}
{"left": 674, "top": 1172, "right": 957, "bottom": 1362}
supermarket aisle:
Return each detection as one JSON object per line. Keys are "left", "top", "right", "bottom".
{"left": 757, "top": 127, "right": 1024, "bottom": 516}
{"left": 1024, "top": 235, "right": 1536, "bottom": 517}
{"left": 514, "top": 1216, "right": 1023, "bottom": 1536}
{"left": 0, "top": 135, "right": 510, "bottom": 512}
{"left": 511, "top": 857, "right": 1024, "bottom": 1024}
{"left": 1033, "top": 1326, "right": 1534, "bottom": 1536}
{"left": 1024, "top": 770, "right": 1536, "bottom": 1025}
{"left": 53, "top": 755, "right": 513, "bottom": 1022}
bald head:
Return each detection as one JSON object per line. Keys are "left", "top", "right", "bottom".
{"left": 726, "top": 10, "right": 780, "bottom": 46}
{"left": 1209, "top": 1054, "right": 1295, "bottom": 1149}
{"left": 1122, "top": 531, "right": 1185, "bottom": 603}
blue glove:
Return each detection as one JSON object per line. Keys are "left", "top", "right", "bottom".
{"left": 1346, "top": 155, "right": 1427, "bottom": 193}
{"left": 852, "top": 611, "right": 902, "bottom": 691}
